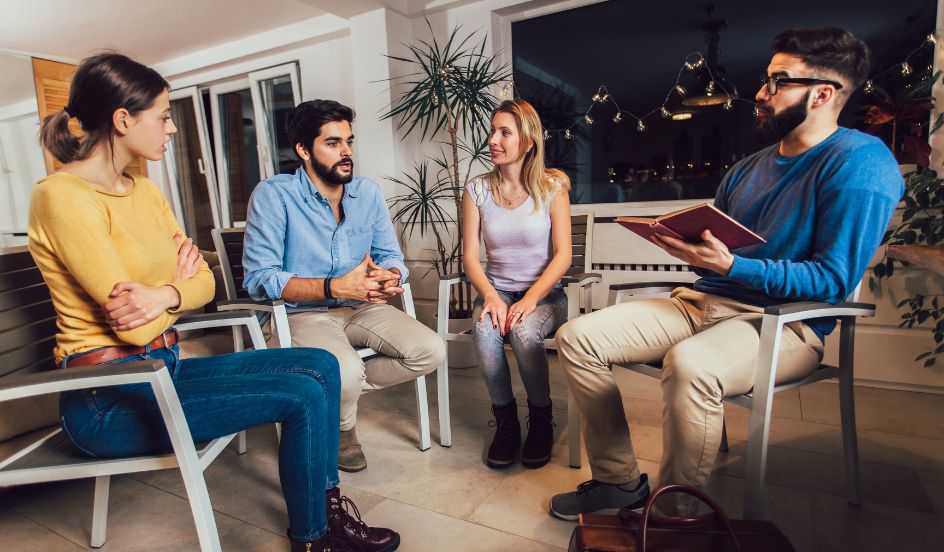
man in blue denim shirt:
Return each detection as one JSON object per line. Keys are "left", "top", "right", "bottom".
{"left": 243, "top": 100, "right": 445, "bottom": 472}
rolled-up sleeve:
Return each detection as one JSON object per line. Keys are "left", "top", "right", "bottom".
{"left": 243, "top": 183, "right": 298, "bottom": 301}
{"left": 370, "top": 185, "right": 410, "bottom": 282}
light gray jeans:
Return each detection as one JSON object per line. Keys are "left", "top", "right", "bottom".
{"left": 471, "top": 288, "right": 568, "bottom": 407}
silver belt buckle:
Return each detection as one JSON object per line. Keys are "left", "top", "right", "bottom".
{"left": 161, "top": 331, "right": 170, "bottom": 349}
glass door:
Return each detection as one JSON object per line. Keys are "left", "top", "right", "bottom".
{"left": 210, "top": 79, "right": 261, "bottom": 227}
{"left": 249, "top": 64, "right": 303, "bottom": 179}
{"left": 164, "top": 86, "right": 221, "bottom": 245}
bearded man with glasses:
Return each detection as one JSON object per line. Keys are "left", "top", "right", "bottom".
{"left": 549, "top": 28, "right": 905, "bottom": 519}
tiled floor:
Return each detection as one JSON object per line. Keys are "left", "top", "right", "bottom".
{"left": 2, "top": 353, "right": 943, "bottom": 551}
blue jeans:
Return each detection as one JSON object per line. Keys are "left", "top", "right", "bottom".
{"left": 471, "top": 288, "right": 567, "bottom": 406}
{"left": 59, "top": 344, "right": 340, "bottom": 542}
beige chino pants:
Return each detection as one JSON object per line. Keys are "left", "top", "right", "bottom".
{"left": 267, "top": 303, "right": 445, "bottom": 431}
{"left": 555, "top": 287, "right": 823, "bottom": 513}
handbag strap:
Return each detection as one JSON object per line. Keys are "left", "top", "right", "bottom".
{"left": 637, "top": 484, "right": 741, "bottom": 552}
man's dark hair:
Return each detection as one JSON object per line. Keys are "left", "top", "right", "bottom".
{"left": 285, "top": 99, "right": 355, "bottom": 160}
{"left": 771, "top": 28, "right": 872, "bottom": 93}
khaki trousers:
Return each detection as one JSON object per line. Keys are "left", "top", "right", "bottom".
{"left": 555, "top": 287, "right": 823, "bottom": 512}
{"left": 268, "top": 303, "right": 445, "bottom": 431}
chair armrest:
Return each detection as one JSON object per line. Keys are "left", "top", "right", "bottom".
{"left": 173, "top": 310, "right": 260, "bottom": 331}
{"left": 763, "top": 301, "right": 876, "bottom": 324}
{"left": 216, "top": 298, "right": 286, "bottom": 313}
{"left": 439, "top": 272, "right": 467, "bottom": 285}
{"left": 610, "top": 281, "right": 693, "bottom": 294}
{"left": 0, "top": 360, "right": 166, "bottom": 403}
{"left": 562, "top": 273, "right": 602, "bottom": 287}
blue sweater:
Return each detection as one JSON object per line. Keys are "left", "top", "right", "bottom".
{"left": 694, "top": 128, "right": 904, "bottom": 340}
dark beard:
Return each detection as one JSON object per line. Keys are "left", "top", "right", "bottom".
{"left": 753, "top": 91, "right": 810, "bottom": 144}
{"left": 312, "top": 157, "right": 354, "bottom": 185}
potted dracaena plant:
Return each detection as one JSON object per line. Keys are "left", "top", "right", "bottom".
{"left": 381, "top": 21, "right": 511, "bottom": 319}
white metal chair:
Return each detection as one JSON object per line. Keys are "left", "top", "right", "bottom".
{"left": 0, "top": 246, "right": 267, "bottom": 551}
{"left": 567, "top": 279, "right": 872, "bottom": 519}
{"left": 212, "top": 227, "right": 432, "bottom": 451}
{"left": 436, "top": 213, "right": 601, "bottom": 448}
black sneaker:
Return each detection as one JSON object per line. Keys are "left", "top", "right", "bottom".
{"left": 486, "top": 400, "right": 521, "bottom": 468}
{"left": 549, "top": 474, "right": 650, "bottom": 521}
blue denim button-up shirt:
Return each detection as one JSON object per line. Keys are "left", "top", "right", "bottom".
{"left": 242, "top": 168, "right": 409, "bottom": 310}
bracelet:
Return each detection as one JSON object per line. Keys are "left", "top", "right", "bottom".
{"left": 324, "top": 277, "right": 334, "bottom": 300}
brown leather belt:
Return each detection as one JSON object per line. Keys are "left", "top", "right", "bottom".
{"left": 65, "top": 329, "right": 179, "bottom": 368}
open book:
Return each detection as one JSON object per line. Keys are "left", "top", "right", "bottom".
{"left": 616, "top": 203, "right": 765, "bottom": 250}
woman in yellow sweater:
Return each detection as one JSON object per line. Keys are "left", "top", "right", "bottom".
{"left": 29, "top": 53, "right": 398, "bottom": 552}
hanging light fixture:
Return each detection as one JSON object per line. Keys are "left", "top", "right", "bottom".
{"left": 682, "top": 4, "right": 739, "bottom": 108}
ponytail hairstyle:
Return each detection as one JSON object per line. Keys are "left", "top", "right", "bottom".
{"left": 484, "top": 99, "right": 570, "bottom": 213}
{"left": 40, "top": 53, "right": 169, "bottom": 165}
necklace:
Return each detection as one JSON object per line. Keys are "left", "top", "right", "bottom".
{"left": 498, "top": 185, "right": 527, "bottom": 208}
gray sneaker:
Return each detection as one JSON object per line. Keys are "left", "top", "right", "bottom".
{"left": 549, "top": 474, "right": 650, "bottom": 521}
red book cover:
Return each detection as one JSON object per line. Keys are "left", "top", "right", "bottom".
{"left": 616, "top": 203, "right": 765, "bottom": 249}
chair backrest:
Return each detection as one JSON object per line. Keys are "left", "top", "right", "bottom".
{"left": 567, "top": 212, "right": 594, "bottom": 277}
{"left": 211, "top": 228, "right": 249, "bottom": 301}
{"left": 0, "top": 247, "right": 60, "bottom": 441}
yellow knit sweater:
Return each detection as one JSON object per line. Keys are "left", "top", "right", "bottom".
{"left": 28, "top": 172, "right": 215, "bottom": 362}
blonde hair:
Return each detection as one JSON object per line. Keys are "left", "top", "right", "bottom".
{"left": 483, "top": 99, "right": 570, "bottom": 212}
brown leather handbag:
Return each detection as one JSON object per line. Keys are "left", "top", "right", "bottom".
{"left": 568, "top": 484, "right": 795, "bottom": 552}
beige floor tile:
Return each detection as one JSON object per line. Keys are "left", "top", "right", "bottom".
{"left": 364, "top": 498, "right": 563, "bottom": 552}
{"left": 0, "top": 508, "right": 86, "bottom": 551}
{"left": 339, "top": 408, "right": 508, "bottom": 520}
{"left": 706, "top": 474, "right": 816, "bottom": 552}
{"left": 148, "top": 523, "right": 289, "bottom": 552}
{"left": 468, "top": 451, "right": 658, "bottom": 548}
{"left": 800, "top": 382, "right": 944, "bottom": 439}
{"left": 917, "top": 469, "right": 944, "bottom": 516}
{"left": 712, "top": 442, "right": 934, "bottom": 513}
{"left": 4, "top": 476, "right": 244, "bottom": 551}
{"left": 811, "top": 492, "right": 944, "bottom": 552}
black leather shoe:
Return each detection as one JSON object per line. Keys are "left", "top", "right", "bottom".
{"left": 326, "top": 487, "right": 400, "bottom": 552}
{"left": 486, "top": 400, "right": 521, "bottom": 468}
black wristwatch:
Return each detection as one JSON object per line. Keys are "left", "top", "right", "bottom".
{"left": 324, "top": 277, "right": 334, "bottom": 300}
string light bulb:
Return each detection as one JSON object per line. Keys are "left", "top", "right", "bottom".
{"left": 564, "top": 129, "right": 574, "bottom": 140}
{"left": 660, "top": 106, "right": 672, "bottom": 118}
{"left": 600, "top": 92, "right": 609, "bottom": 102}
{"left": 675, "top": 85, "right": 687, "bottom": 97}
{"left": 705, "top": 81, "right": 715, "bottom": 96}
{"left": 902, "top": 62, "right": 913, "bottom": 76}
{"left": 591, "top": 93, "right": 601, "bottom": 102}
{"left": 723, "top": 98, "right": 733, "bottom": 110}
{"left": 752, "top": 105, "right": 760, "bottom": 118}
{"left": 637, "top": 119, "right": 647, "bottom": 132}
{"left": 928, "top": 33, "right": 938, "bottom": 44}
{"left": 584, "top": 114, "right": 594, "bottom": 125}
{"left": 439, "top": 67, "right": 449, "bottom": 79}
{"left": 543, "top": 129, "right": 550, "bottom": 141}
{"left": 863, "top": 80, "right": 874, "bottom": 94}
{"left": 612, "top": 112, "right": 623, "bottom": 124}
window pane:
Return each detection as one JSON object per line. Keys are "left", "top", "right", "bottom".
{"left": 258, "top": 75, "right": 301, "bottom": 176}
{"left": 218, "top": 89, "right": 260, "bottom": 223}
{"left": 169, "top": 97, "right": 215, "bottom": 246}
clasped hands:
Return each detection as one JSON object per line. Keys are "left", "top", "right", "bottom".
{"left": 103, "top": 232, "right": 203, "bottom": 331}
{"left": 480, "top": 292, "right": 538, "bottom": 337}
{"left": 331, "top": 254, "right": 403, "bottom": 304}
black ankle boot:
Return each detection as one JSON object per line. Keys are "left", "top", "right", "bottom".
{"left": 486, "top": 400, "right": 521, "bottom": 468}
{"left": 521, "top": 399, "right": 554, "bottom": 469}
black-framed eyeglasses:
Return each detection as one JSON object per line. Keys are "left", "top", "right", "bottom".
{"left": 760, "top": 74, "right": 843, "bottom": 96}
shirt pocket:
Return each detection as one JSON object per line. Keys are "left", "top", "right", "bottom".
{"left": 345, "top": 225, "right": 374, "bottom": 262}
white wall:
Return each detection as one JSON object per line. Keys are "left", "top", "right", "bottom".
{"left": 0, "top": 111, "right": 46, "bottom": 246}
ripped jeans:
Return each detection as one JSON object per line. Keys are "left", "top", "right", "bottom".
{"left": 471, "top": 288, "right": 568, "bottom": 407}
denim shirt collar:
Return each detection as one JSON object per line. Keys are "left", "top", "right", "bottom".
{"left": 296, "top": 167, "right": 359, "bottom": 204}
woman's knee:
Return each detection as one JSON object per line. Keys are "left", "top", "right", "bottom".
{"left": 508, "top": 318, "right": 546, "bottom": 350}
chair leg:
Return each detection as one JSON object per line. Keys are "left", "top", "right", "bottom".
{"left": 237, "top": 430, "right": 247, "bottom": 455}
{"left": 839, "top": 368, "right": 862, "bottom": 506}
{"left": 90, "top": 475, "right": 110, "bottom": 548}
{"left": 438, "top": 354, "right": 452, "bottom": 447}
{"left": 415, "top": 375, "right": 431, "bottom": 451}
{"left": 719, "top": 416, "right": 729, "bottom": 453}
{"left": 568, "top": 387, "right": 581, "bottom": 468}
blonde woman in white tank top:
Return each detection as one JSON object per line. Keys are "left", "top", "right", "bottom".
{"left": 462, "top": 99, "right": 572, "bottom": 469}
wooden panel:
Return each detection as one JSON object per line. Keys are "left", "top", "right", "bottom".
{"left": 0, "top": 285, "right": 51, "bottom": 313}
{"left": 0, "top": 248, "right": 35, "bottom": 272}
{"left": 0, "top": 319, "right": 59, "bottom": 356}
{"left": 32, "top": 57, "right": 148, "bottom": 178}
{"left": 0, "top": 302, "right": 56, "bottom": 334}
{"left": 0, "top": 268, "right": 44, "bottom": 293}
{"left": 0, "top": 336, "right": 57, "bottom": 376}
